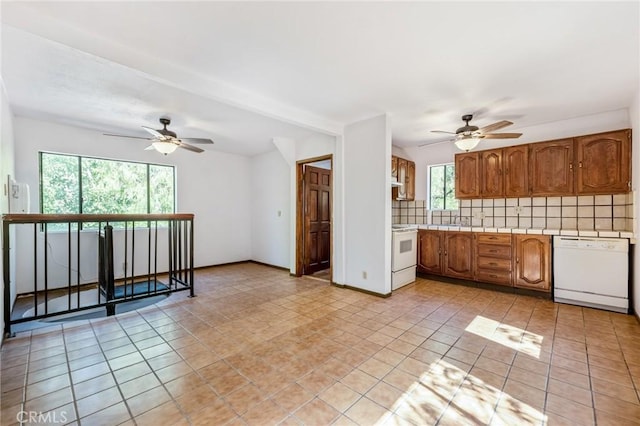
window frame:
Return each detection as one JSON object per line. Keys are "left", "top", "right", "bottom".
{"left": 428, "top": 162, "right": 458, "bottom": 211}
{"left": 39, "top": 151, "right": 176, "bottom": 220}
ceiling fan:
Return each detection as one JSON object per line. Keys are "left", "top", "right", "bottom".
{"left": 104, "top": 117, "right": 214, "bottom": 155}
{"left": 425, "top": 114, "right": 522, "bottom": 151}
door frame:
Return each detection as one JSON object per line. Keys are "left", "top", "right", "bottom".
{"left": 296, "top": 154, "right": 333, "bottom": 279}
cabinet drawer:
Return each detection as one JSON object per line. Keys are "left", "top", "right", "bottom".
{"left": 475, "top": 270, "right": 512, "bottom": 286}
{"left": 476, "top": 256, "right": 511, "bottom": 271}
{"left": 477, "top": 234, "right": 511, "bottom": 244}
{"left": 477, "top": 243, "right": 511, "bottom": 258}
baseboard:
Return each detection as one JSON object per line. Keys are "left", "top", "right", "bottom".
{"left": 248, "top": 260, "right": 290, "bottom": 272}
{"left": 417, "top": 273, "right": 552, "bottom": 300}
{"left": 341, "top": 284, "right": 391, "bottom": 298}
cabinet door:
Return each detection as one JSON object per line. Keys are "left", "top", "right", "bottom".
{"left": 504, "top": 145, "right": 529, "bottom": 197}
{"left": 396, "top": 158, "right": 408, "bottom": 200}
{"left": 391, "top": 156, "right": 399, "bottom": 199}
{"left": 480, "top": 149, "right": 504, "bottom": 198}
{"left": 443, "top": 232, "right": 474, "bottom": 279}
{"left": 406, "top": 161, "right": 415, "bottom": 201}
{"left": 418, "top": 230, "right": 442, "bottom": 274}
{"left": 455, "top": 153, "right": 480, "bottom": 199}
{"left": 576, "top": 130, "right": 631, "bottom": 194}
{"left": 529, "top": 139, "right": 574, "bottom": 196}
{"left": 513, "top": 235, "right": 551, "bottom": 291}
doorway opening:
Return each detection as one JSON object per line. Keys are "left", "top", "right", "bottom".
{"left": 296, "top": 155, "right": 332, "bottom": 282}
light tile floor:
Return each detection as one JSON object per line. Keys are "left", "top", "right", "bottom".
{"left": 2, "top": 263, "right": 640, "bottom": 425}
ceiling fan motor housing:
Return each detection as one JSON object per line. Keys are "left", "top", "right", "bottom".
{"left": 456, "top": 114, "right": 479, "bottom": 135}
{"left": 158, "top": 117, "right": 177, "bottom": 138}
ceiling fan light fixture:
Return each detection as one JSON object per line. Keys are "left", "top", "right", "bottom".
{"left": 152, "top": 141, "right": 178, "bottom": 155}
{"left": 454, "top": 136, "right": 480, "bottom": 152}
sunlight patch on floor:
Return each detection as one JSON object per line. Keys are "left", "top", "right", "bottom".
{"left": 388, "top": 358, "right": 547, "bottom": 425}
{"left": 465, "top": 315, "right": 543, "bottom": 358}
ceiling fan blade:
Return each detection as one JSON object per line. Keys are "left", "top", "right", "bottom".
{"left": 482, "top": 132, "right": 523, "bottom": 139}
{"left": 178, "top": 142, "right": 205, "bottom": 153}
{"left": 478, "top": 120, "right": 513, "bottom": 134}
{"left": 142, "top": 126, "right": 165, "bottom": 139}
{"left": 144, "top": 145, "right": 155, "bottom": 151}
{"left": 419, "top": 137, "right": 455, "bottom": 147}
{"left": 179, "top": 137, "right": 214, "bottom": 145}
{"left": 430, "top": 130, "right": 457, "bottom": 135}
{"left": 103, "top": 133, "right": 152, "bottom": 140}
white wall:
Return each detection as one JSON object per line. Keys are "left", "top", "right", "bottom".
{"left": 343, "top": 114, "right": 391, "bottom": 295}
{"left": 250, "top": 149, "right": 290, "bottom": 268}
{"left": 630, "top": 91, "right": 640, "bottom": 317}
{"left": 1, "top": 79, "right": 16, "bottom": 341}
{"left": 404, "top": 108, "right": 633, "bottom": 202}
{"left": 12, "top": 117, "right": 252, "bottom": 294}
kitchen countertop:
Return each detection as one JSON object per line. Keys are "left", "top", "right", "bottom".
{"left": 408, "top": 224, "right": 636, "bottom": 241}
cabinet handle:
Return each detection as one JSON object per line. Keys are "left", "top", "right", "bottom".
{"left": 579, "top": 161, "right": 583, "bottom": 168}
{"left": 489, "top": 236, "right": 497, "bottom": 240}
{"left": 489, "top": 249, "right": 498, "bottom": 253}
{"left": 489, "top": 262, "right": 498, "bottom": 266}
{"left": 569, "top": 163, "right": 573, "bottom": 171}
{"left": 516, "top": 257, "right": 520, "bottom": 263}
{"left": 444, "top": 251, "right": 448, "bottom": 256}
{"left": 489, "top": 274, "right": 498, "bottom": 278}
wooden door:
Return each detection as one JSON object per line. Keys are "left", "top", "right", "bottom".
{"left": 513, "top": 235, "right": 551, "bottom": 291}
{"left": 576, "top": 129, "right": 631, "bottom": 194}
{"left": 480, "top": 149, "right": 504, "bottom": 198}
{"left": 504, "top": 145, "right": 529, "bottom": 197}
{"left": 443, "top": 232, "right": 474, "bottom": 279}
{"left": 529, "top": 139, "right": 574, "bottom": 196}
{"left": 406, "top": 161, "right": 415, "bottom": 201}
{"left": 304, "top": 165, "right": 331, "bottom": 274}
{"left": 418, "top": 230, "right": 442, "bottom": 274}
{"left": 455, "top": 153, "right": 480, "bottom": 199}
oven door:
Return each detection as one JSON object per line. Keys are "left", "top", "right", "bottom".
{"left": 392, "top": 230, "right": 418, "bottom": 271}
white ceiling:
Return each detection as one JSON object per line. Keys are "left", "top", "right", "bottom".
{"left": 1, "top": 2, "right": 638, "bottom": 156}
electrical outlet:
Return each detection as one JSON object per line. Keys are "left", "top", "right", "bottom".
{"left": 473, "top": 211, "right": 486, "bottom": 219}
{"left": 514, "top": 206, "right": 524, "bottom": 215}
{"left": 362, "top": 271, "right": 367, "bottom": 279}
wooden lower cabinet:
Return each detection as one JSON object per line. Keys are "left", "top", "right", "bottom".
{"left": 474, "top": 233, "right": 512, "bottom": 286}
{"left": 443, "top": 232, "right": 474, "bottom": 279}
{"left": 513, "top": 234, "right": 552, "bottom": 291}
{"left": 417, "top": 230, "right": 443, "bottom": 274}
{"left": 417, "top": 230, "right": 551, "bottom": 292}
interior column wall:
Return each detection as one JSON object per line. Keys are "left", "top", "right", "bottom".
{"left": 343, "top": 114, "right": 391, "bottom": 295}
{"left": 1, "top": 79, "right": 17, "bottom": 342}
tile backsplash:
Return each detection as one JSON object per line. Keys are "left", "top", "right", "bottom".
{"left": 393, "top": 193, "right": 635, "bottom": 231}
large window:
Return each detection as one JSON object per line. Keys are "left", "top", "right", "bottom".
{"left": 40, "top": 152, "right": 175, "bottom": 225}
{"left": 429, "top": 163, "right": 458, "bottom": 210}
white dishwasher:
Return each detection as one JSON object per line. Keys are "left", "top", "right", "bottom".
{"left": 553, "top": 236, "right": 629, "bottom": 313}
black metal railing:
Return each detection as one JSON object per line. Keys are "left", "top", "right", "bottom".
{"left": 3, "top": 213, "right": 195, "bottom": 336}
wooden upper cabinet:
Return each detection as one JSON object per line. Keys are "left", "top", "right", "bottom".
{"left": 576, "top": 129, "right": 631, "bottom": 194}
{"left": 504, "top": 145, "right": 529, "bottom": 197}
{"left": 513, "top": 234, "right": 551, "bottom": 291}
{"left": 455, "top": 152, "right": 480, "bottom": 199}
{"left": 392, "top": 156, "right": 415, "bottom": 200}
{"left": 443, "top": 232, "right": 474, "bottom": 279}
{"left": 480, "top": 149, "right": 504, "bottom": 198}
{"left": 391, "top": 156, "right": 398, "bottom": 180}
{"left": 406, "top": 161, "right": 416, "bottom": 201}
{"left": 529, "top": 138, "right": 574, "bottom": 196}
{"left": 418, "top": 230, "right": 442, "bottom": 274}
